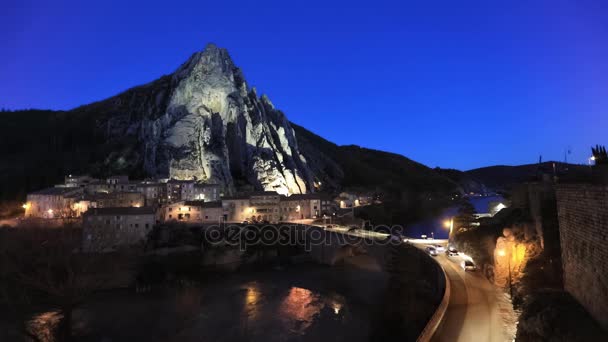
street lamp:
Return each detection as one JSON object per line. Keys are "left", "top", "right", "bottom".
{"left": 443, "top": 217, "right": 454, "bottom": 242}
{"left": 498, "top": 248, "right": 513, "bottom": 298}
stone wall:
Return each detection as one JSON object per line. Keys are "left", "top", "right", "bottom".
{"left": 556, "top": 184, "right": 608, "bottom": 330}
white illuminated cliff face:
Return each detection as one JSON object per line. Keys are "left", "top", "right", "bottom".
{"left": 142, "top": 44, "right": 312, "bottom": 195}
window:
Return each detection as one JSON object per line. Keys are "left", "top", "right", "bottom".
{"left": 205, "top": 215, "right": 209, "bottom": 219}
{"left": 135, "top": 223, "right": 139, "bottom": 228}
{"left": 169, "top": 215, "right": 172, "bottom": 219}
{"left": 145, "top": 223, "right": 149, "bottom": 228}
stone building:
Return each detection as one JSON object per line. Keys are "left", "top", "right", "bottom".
{"left": 64, "top": 174, "right": 98, "bottom": 188}
{"left": 248, "top": 192, "right": 282, "bottom": 222}
{"left": 221, "top": 191, "right": 336, "bottom": 223}
{"left": 556, "top": 184, "right": 608, "bottom": 330}
{"left": 222, "top": 194, "right": 251, "bottom": 222}
{"left": 90, "top": 191, "right": 145, "bottom": 208}
{"left": 222, "top": 191, "right": 282, "bottom": 223}
{"left": 279, "top": 194, "right": 326, "bottom": 221}
{"left": 166, "top": 179, "right": 196, "bottom": 203}
{"left": 193, "top": 183, "right": 222, "bottom": 202}
{"left": 159, "top": 200, "right": 222, "bottom": 224}
{"left": 82, "top": 207, "right": 155, "bottom": 252}
{"left": 200, "top": 201, "right": 224, "bottom": 223}
{"left": 24, "top": 187, "right": 83, "bottom": 218}
{"left": 134, "top": 182, "right": 165, "bottom": 207}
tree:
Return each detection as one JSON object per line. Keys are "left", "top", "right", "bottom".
{"left": 454, "top": 200, "right": 477, "bottom": 233}
{"left": 0, "top": 226, "right": 120, "bottom": 341}
{"left": 591, "top": 145, "right": 607, "bottom": 165}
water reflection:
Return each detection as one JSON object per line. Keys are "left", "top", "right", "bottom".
{"left": 28, "top": 310, "right": 62, "bottom": 342}
{"left": 243, "top": 281, "right": 262, "bottom": 321}
{"left": 13, "top": 266, "right": 370, "bottom": 342}
{"left": 279, "top": 287, "right": 321, "bottom": 334}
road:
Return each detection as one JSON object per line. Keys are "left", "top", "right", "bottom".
{"left": 431, "top": 253, "right": 510, "bottom": 342}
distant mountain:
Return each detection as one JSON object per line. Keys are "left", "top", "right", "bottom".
{"left": 0, "top": 43, "right": 459, "bottom": 201}
{"left": 466, "top": 162, "right": 592, "bottom": 191}
{"left": 433, "top": 167, "right": 488, "bottom": 194}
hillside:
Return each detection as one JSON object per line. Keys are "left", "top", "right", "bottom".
{"left": 466, "top": 162, "right": 592, "bottom": 191}
{"left": 0, "top": 44, "right": 460, "bottom": 205}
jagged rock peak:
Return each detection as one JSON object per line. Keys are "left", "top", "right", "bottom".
{"left": 112, "top": 43, "right": 315, "bottom": 196}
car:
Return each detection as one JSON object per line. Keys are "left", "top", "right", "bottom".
{"left": 426, "top": 246, "right": 438, "bottom": 256}
{"left": 242, "top": 220, "right": 249, "bottom": 224}
{"left": 446, "top": 248, "right": 459, "bottom": 257}
{"left": 461, "top": 259, "right": 476, "bottom": 271}
{"left": 434, "top": 244, "right": 446, "bottom": 253}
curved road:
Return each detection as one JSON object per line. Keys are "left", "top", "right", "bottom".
{"left": 431, "top": 253, "right": 510, "bottom": 342}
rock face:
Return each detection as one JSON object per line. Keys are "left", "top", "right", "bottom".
{"left": 97, "top": 44, "right": 313, "bottom": 195}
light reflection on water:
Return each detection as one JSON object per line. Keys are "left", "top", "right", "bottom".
{"left": 16, "top": 266, "right": 371, "bottom": 342}
{"left": 27, "top": 310, "right": 62, "bottom": 342}
{"left": 279, "top": 287, "right": 320, "bottom": 334}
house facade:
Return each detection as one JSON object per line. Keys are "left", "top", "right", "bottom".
{"left": 24, "top": 187, "right": 83, "bottom": 218}
{"left": 82, "top": 207, "right": 155, "bottom": 252}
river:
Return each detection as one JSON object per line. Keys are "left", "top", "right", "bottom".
{"left": 15, "top": 257, "right": 388, "bottom": 342}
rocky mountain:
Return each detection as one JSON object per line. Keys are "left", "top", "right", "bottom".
{"left": 73, "top": 44, "right": 313, "bottom": 195}
{"left": 0, "top": 43, "right": 460, "bottom": 201}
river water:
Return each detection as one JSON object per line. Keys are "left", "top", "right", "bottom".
{"left": 18, "top": 257, "right": 388, "bottom": 342}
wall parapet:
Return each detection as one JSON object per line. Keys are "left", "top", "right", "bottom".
{"left": 417, "top": 252, "right": 450, "bottom": 342}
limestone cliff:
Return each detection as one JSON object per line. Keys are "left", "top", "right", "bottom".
{"left": 84, "top": 44, "right": 313, "bottom": 195}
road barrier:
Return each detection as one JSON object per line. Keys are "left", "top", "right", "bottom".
{"left": 416, "top": 252, "right": 451, "bottom": 342}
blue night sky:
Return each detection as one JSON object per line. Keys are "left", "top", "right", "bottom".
{"left": 2, "top": 0, "right": 607, "bottom": 170}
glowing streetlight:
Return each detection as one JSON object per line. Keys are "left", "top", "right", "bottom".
{"left": 443, "top": 217, "right": 454, "bottom": 242}
{"left": 22, "top": 203, "right": 29, "bottom": 210}
{"left": 498, "top": 247, "right": 513, "bottom": 298}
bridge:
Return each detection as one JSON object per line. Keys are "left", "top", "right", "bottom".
{"left": 302, "top": 224, "right": 395, "bottom": 268}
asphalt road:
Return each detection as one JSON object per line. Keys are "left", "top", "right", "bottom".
{"left": 431, "top": 253, "right": 509, "bottom": 342}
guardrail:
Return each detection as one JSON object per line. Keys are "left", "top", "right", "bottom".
{"left": 416, "top": 250, "right": 451, "bottom": 342}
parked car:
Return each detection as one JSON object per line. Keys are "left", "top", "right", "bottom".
{"left": 426, "top": 246, "right": 438, "bottom": 256}
{"left": 446, "top": 248, "right": 459, "bottom": 257}
{"left": 461, "top": 259, "right": 476, "bottom": 271}
{"left": 434, "top": 244, "right": 446, "bottom": 253}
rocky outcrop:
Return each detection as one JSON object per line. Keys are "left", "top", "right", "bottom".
{"left": 85, "top": 44, "right": 313, "bottom": 195}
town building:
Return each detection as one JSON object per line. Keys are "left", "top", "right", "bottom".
{"left": 166, "top": 179, "right": 196, "bottom": 203}
{"left": 222, "top": 194, "right": 251, "bottom": 222}
{"left": 24, "top": 187, "right": 83, "bottom": 218}
{"left": 193, "top": 183, "right": 222, "bottom": 202}
{"left": 159, "top": 200, "right": 224, "bottom": 224}
{"left": 64, "top": 174, "right": 98, "bottom": 188}
{"left": 221, "top": 191, "right": 336, "bottom": 223}
{"left": 82, "top": 207, "right": 155, "bottom": 252}
{"left": 134, "top": 182, "right": 165, "bottom": 207}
